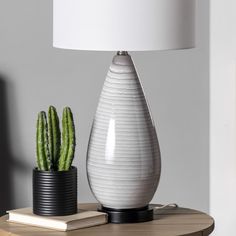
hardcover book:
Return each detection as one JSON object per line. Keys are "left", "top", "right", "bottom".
{"left": 7, "top": 208, "right": 108, "bottom": 231}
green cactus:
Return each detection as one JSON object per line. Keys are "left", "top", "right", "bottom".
{"left": 48, "top": 106, "right": 61, "bottom": 170}
{"left": 36, "top": 106, "right": 76, "bottom": 171}
{"left": 58, "top": 107, "right": 76, "bottom": 171}
{"left": 36, "top": 111, "right": 50, "bottom": 171}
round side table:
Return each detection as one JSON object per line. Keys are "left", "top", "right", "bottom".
{"left": 0, "top": 203, "right": 214, "bottom": 236}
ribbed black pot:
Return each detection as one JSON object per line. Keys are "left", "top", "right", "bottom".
{"left": 33, "top": 166, "right": 77, "bottom": 216}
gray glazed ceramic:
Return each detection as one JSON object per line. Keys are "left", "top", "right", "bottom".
{"left": 87, "top": 54, "right": 161, "bottom": 209}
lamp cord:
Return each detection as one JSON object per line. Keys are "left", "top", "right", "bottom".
{"left": 153, "top": 203, "right": 178, "bottom": 214}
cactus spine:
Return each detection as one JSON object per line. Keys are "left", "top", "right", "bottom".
{"left": 36, "top": 106, "right": 76, "bottom": 171}
{"left": 58, "top": 107, "right": 76, "bottom": 171}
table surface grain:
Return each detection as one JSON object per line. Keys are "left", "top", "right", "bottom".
{"left": 0, "top": 203, "right": 214, "bottom": 236}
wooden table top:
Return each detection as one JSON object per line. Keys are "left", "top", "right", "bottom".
{"left": 0, "top": 203, "right": 214, "bottom": 236}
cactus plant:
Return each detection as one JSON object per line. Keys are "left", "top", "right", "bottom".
{"left": 58, "top": 107, "right": 76, "bottom": 171}
{"left": 36, "top": 106, "right": 76, "bottom": 171}
{"left": 48, "top": 106, "right": 61, "bottom": 170}
{"left": 36, "top": 111, "right": 50, "bottom": 171}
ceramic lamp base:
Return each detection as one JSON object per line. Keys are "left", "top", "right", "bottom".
{"left": 87, "top": 52, "right": 161, "bottom": 211}
{"left": 98, "top": 205, "right": 153, "bottom": 223}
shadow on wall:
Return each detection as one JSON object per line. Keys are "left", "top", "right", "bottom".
{"left": 0, "top": 75, "right": 29, "bottom": 216}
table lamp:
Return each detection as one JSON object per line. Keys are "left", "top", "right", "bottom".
{"left": 53, "top": 0, "right": 196, "bottom": 223}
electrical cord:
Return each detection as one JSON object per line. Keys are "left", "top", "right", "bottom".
{"left": 153, "top": 203, "right": 178, "bottom": 214}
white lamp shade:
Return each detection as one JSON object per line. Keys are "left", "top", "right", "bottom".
{"left": 53, "top": 0, "right": 196, "bottom": 51}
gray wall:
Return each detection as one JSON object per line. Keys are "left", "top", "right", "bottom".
{"left": 0, "top": 0, "right": 209, "bottom": 215}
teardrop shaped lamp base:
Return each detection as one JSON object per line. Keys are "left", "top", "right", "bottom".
{"left": 98, "top": 205, "right": 153, "bottom": 223}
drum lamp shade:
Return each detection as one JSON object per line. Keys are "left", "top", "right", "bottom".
{"left": 53, "top": 0, "right": 196, "bottom": 51}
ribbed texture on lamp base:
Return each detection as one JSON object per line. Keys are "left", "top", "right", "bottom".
{"left": 87, "top": 54, "right": 161, "bottom": 209}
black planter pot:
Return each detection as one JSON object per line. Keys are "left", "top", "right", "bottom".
{"left": 33, "top": 166, "right": 77, "bottom": 216}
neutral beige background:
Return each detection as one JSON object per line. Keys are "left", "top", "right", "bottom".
{"left": 0, "top": 0, "right": 209, "bottom": 216}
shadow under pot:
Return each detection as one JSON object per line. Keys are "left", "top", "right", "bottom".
{"left": 33, "top": 166, "right": 77, "bottom": 216}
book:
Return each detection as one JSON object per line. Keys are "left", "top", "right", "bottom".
{"left": 7, "top": 208, "right": 108, "bottom": 231}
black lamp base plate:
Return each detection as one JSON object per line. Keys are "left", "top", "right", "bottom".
{"left": 98, "top": 205, "right": 153, "bottom": 223}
